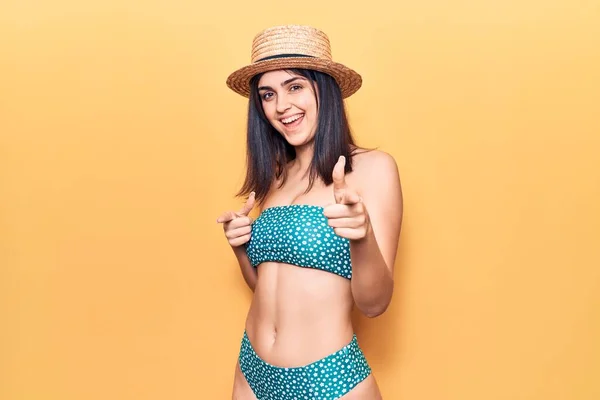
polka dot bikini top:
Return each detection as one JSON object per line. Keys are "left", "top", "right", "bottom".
{"left": 245, "top": 204, "right": 352, "bottom": 279}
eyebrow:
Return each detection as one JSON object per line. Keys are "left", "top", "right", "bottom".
{"left": 258, "top": 77, "right": 307, "bottom": 91}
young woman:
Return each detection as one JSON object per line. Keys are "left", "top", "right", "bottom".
{"left": 218, "top": 25, "right": 403, "bottom": 400}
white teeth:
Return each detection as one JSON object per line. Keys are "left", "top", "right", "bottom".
{"left": 281, "top": 114, "right": 303, "bottom": 124}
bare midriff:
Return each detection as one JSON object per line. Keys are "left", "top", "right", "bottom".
{"left": 244, "top": 262, "right": 354, "bottom": 367}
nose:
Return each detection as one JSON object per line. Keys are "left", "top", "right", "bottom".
{"left": 275, "top": 93, "right": 291, "bottom": 114}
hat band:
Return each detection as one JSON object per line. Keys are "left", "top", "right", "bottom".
{"left": 256, "top": 53, "right": 316, "bottom": 62}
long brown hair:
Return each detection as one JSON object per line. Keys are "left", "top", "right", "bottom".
{"left": 237, "top": 68, "right": 358, "bottom": 204}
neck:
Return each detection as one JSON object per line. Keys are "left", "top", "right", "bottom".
{"left": 291, "top": 144, "right": 314, "bottom": 177}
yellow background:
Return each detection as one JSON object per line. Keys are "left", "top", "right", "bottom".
{"left": 1, "top": 1, "right": 599, "bottom": 399}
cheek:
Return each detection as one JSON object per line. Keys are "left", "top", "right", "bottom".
{"left": 261, "top": 102, "right": 277, "bottom": 121}
{"left": 298, "top": 96, "right": 317, "bottom": 117}
{"left": 305, "top": 101, "right": 318, "bottom": 123}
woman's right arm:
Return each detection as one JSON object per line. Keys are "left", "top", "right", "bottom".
{"left": 231, "top": 245, "right": 257, "bottom": 291}
{"left": 217, "top": 192, "right": 258, "bottom": 291}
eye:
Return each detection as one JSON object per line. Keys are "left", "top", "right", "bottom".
{"left": 261, "top": 92, "right": 274, "bottom": 101}
{"left": 290, "top": 85, "right": 302, "bottom": 92}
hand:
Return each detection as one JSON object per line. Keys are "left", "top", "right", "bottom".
{"left": 323, "top": 156, "right": 370, "bottom": 241}
{"left": 216, "top": 192, "right": 256, "bottom": 247}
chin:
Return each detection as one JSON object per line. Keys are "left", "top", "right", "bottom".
{"left": 284, "top": 135, "right": 312, "bottom": 147}
{"left": 278, "top": 128, "right": 316, "bottom": 147}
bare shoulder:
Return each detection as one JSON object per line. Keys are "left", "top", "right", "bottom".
{"left": 350, "top": 148, "right": 401, "bottom": 187}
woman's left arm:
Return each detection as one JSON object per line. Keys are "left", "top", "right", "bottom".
{"left": 324, "top": 151, "right": 403, "bottom": 317}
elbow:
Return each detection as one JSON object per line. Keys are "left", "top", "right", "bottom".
{"left": 354, "top": 278, "right": 394, "bottom": 318}
{"left": 359, "top": 301, "right": 390, "bottom": 318}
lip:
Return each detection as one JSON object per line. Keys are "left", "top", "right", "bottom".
{"left": 279, "top": 114, "right": 304, "bottom": 132}
{"left": 279, "top": 113, "right": 304, "bottom": 123}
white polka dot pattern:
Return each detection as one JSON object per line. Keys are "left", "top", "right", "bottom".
{"left": 245, "top": 205, "right": 352, "bottom": 279}
{"left": 239, "top": 331, "right": 371, "bottom": 399}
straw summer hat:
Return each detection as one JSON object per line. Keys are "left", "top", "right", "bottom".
{"left": 226, "top": 25, "right": 362, "bottom": 98}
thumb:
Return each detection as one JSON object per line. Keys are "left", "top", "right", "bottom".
{"left": 332, "top": 156, "right": 347, "bottom": 203}
{"left": 238, "top": 191, "right": 256, "bottom": 216}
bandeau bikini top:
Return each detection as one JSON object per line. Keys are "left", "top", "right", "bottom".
{"left": 244, "top": 204, "right": 352, "bottom": 279}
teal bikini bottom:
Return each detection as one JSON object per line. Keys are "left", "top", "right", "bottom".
{"left": 238, "top": 331, "right": 371, "bottom": 399}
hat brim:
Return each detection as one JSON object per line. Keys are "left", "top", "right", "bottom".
{"left": 226, "top": 57, "right": 362, "bottom": 99}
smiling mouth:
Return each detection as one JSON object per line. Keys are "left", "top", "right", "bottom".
{"left": 280, "top": 113, "right": 304, "bottom": 129}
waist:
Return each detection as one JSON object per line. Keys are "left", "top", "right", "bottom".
{"left": 244, "top": 319, "right": 355, "bottom": 368}
{"left": 245, "top": 262, "right": 354, "bottom": 366}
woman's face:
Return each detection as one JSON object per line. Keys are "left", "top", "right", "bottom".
{"left": 257, "top": 70, "right": 318, "bottom": 148}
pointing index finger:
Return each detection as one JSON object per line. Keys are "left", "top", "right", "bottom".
{"left": 216, "top": 211, "right": 237, "bottom": 223}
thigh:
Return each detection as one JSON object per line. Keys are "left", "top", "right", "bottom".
{"left": 340, "top": 374, "right": 383, "bottom": 400}
{"left": 231, "top": 362, "right": 257, "bottom": 400}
